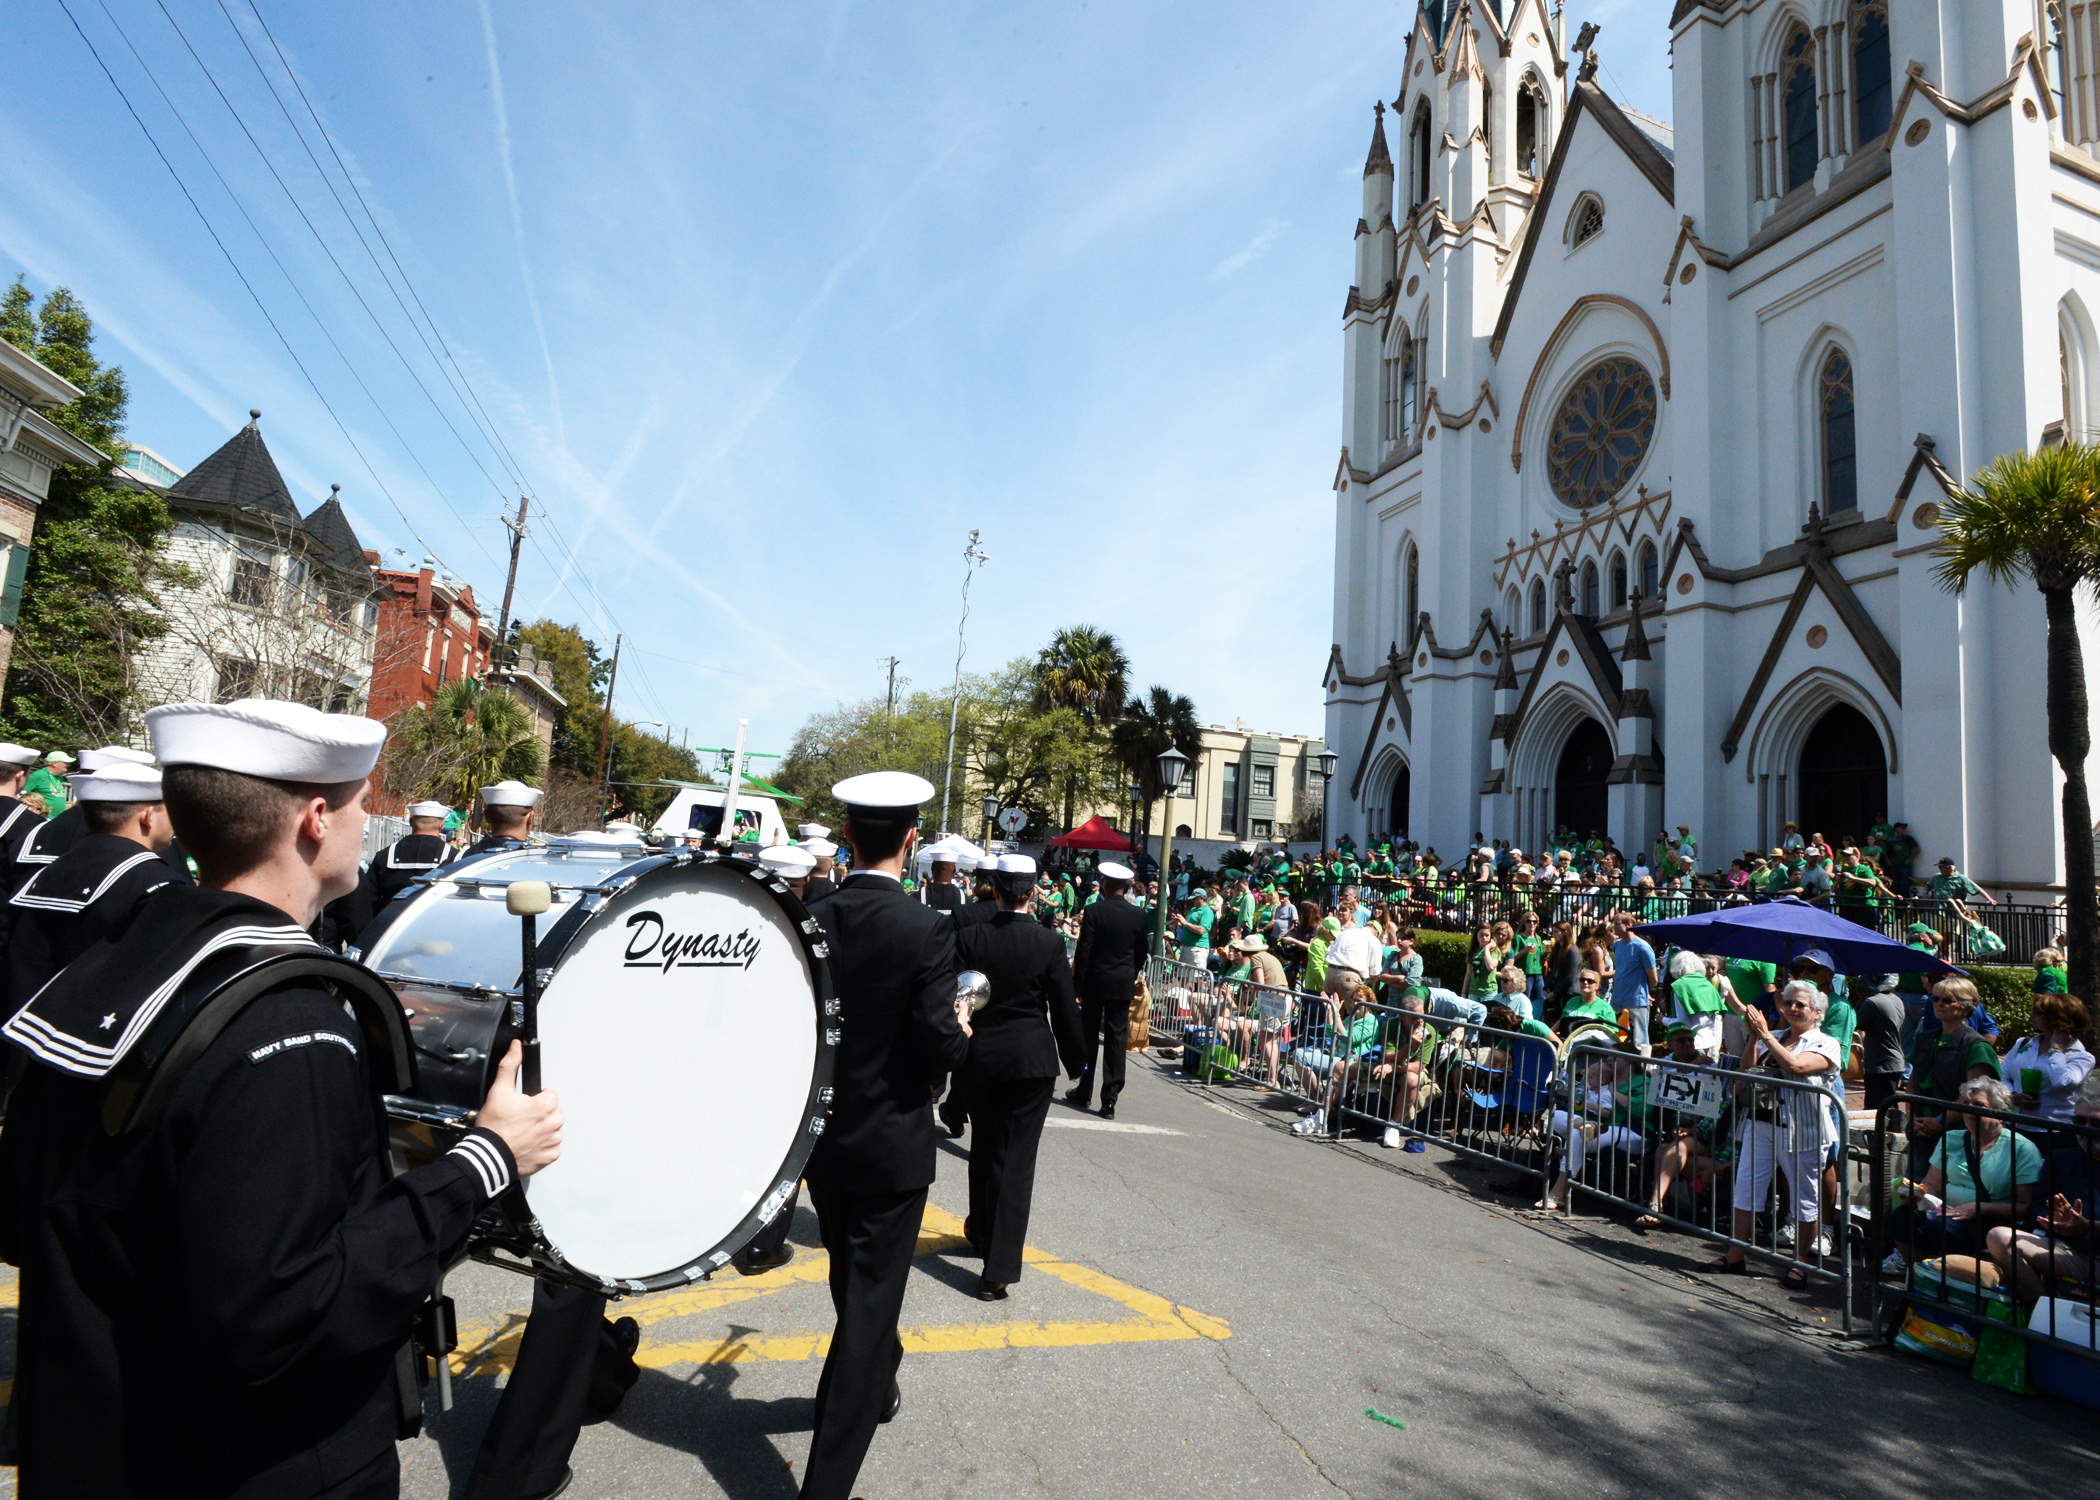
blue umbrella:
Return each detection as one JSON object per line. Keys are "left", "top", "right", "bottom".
{"left": 1632, "top": 896, "right": 1964, "bottom": 975}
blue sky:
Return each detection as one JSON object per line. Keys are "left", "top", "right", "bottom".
{"left": 1, "top": 1, "right": 1673, "bottom": 758}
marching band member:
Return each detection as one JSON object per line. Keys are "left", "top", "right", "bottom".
{"left": 760, "top": 839, "right": 818, "bottom": 902}
{"left": 0, "top": 698, "right": 564, "bottom": 1499}
{"left": 951, "top": 853, "right": 1085, "bottom": 1300}
{"left": 800, "top": 771, "right": 972, "bottom": 1500}
{"left": 461, "top": 770, "right": 640, "bottom": 1500}
{"left": 12, "top": 746, "right": 156, "bottom": 888}
{"left": 800, "top": 831, "right": 840, "bottom": 888}
{"left": 370, "top": 798, "right": 458, "bottom": 904}
{"left": 922, "top": 847, "right": 964, "bottom": 911}
{"left": 0, "top": 742, "right": 45, "bottom": 892}
{"left": 468, "top": 779, "right": 541, "bottom": 855}
{"left": 1066, "top": 859, "right": 1150, "bottom": 1119}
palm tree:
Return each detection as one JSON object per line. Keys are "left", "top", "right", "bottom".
{"left": 386, "top": 678, "right": 546, "bottom": 814}
{"left": 1034, "top": 625, "right": 1130, "bottom": 829}
{"left": 1112, "top": 686, "right": 1203, "bottom": 865}
{"left": 1936, "top": 442, "right": 2100, "bottom": 1045}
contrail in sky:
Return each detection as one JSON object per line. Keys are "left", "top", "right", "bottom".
{"left": 478, "top": 0, "right": 564, "bottom": 448}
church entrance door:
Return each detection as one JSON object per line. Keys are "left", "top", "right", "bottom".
{"left": 1554, "top": 719, "right": 1612, "bottom": 841}
{"left": 1797, "top": 704, "right": 1887, "bottom": 848}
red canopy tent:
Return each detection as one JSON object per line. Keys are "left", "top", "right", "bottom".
{"left": 1048, "top": 815, "right": 1133, "bottom": 851}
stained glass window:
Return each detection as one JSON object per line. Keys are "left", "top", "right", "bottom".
{"left": 1822, "top": 347, "right": 1858, "bottom": 513}
{"left": 1545, "top": 356, "right": 1658, "bottom": 509}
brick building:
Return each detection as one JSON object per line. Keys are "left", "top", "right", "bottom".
{"left": 365, "top": 557, "right": 494, "bottom": 726}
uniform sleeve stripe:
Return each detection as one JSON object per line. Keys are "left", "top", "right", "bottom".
{"left": 449, "top": 1133, "right": 512, "bottom": 1198}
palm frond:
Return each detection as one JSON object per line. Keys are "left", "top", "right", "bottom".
{"left": 1935, "top": 442, "right": 2100, "bottom": 595}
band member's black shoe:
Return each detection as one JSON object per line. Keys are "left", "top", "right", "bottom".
{"left": 976, "top": 1278, "right": 1009, "bottom": 1301}
{"left": 881, "top": 1379, "right": 902, "bottom": 1424}
{"left": 733, "top": 1244, "right": 794, "bottom": 1276}
{"left": 1063, "top": 1086, "right": 1091, "bottom": 1107}
{"left": 1099, "top": 1105, "right": 1116, "bottom": 1120}
{"left": 941, "top": 1112, "right": 966, "bottom": 1138}
{"left": 612, "top": 1316, "right": 641, "bottom": 1358}
{"left": 521, "top": 1467, "right": 573, "bottom": 1500}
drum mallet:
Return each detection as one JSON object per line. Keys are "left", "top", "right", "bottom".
{"left": 507, "top": 881, "right": 552, "bottom": 1095}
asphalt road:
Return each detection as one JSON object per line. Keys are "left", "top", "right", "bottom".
{"left": 4, "top": 1056, "right": 2094, "bottom": 1497}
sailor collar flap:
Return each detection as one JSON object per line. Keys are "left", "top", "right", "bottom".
{"left": 2, "top": 885, "right": 320, "bottom": 1079}
{"left": 10, "top": 835, "right": 172, "bottom": 915}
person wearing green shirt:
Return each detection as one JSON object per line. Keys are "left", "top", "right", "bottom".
{"left": 1175, "top": 890, "right": 1216, "bottom": 965}
{"left": 23, "top": 751, "right": 70, "bottom": 819}
{"left": 1881, "top": 821, "right": 1919, "bottom": 894}
{"left": 1511, "top": 912, "right": 1545, "bottom": 1013}
{"left": 1924, "top": 858, "right": 1993, "bottom": 907}
{"left": 1233, "top": 882, "right": 1257, "bottom": 936}
{"left": 1664, "top": 950, "right": 1729, "bottom": 1058}
{"left": 1465, "top": 923, "right": 1505, "bottom": 1000}
{"left": 1559, "top": 967, "right": 1617, "bottom": 1031}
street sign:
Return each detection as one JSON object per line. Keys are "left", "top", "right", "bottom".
{"left": 998, "top": 806, "right": 1027, "bottom": 834}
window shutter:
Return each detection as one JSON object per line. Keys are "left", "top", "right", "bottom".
{"left": 0, "top": 540, "right": 30, "bottom": 628}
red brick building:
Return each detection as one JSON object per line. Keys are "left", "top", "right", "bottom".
{"left": 365, "top": 555, "right": 494, "bottom": 726}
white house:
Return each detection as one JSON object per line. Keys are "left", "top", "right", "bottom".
{"left": 1324, "top": 0, "right": 2100, "bottom": 898}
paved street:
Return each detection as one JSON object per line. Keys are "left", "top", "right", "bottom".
{"left": 4, "top": 1055, "right": 2093, "bottom": 1497}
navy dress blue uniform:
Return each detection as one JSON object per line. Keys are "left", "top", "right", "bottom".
{"left": 1068, "top": 893, "right": 1150, "bottom": 1112}
{"left": 6, "top": 831, "right": 190, "bottom": 1008}
{"left": 369, "top": 832, "right": 455, "bottom": 905}
{"left": 801, "top": 867, "right": 970, "bottom": 1500}
{"left": 0, "top": 794, "right": 42, "bottom": 896}
{"left": 952, "top": 911, "right": 1084, "bottom": 1286}
{"left": 10, "top": 803, "right": 86, "bottom": 893}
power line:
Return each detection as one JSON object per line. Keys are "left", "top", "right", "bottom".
{"left": 55, "top": 0, "right": 461, "bottom": 572}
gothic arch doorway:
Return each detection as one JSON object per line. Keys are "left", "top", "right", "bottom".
{"left": 1554, "top": 719, "right": 1612, "bottom": 839}
{"left": 1797, "top": 704, "right": 1886, "bottom": 845}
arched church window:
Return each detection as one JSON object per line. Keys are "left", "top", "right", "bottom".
{"left": 1506, "top": 587, "right": 1521, "bottom": 633}
{"left": 1400, "top": 339, "right": 1419, "bottom": 440}
{"left": 1546, "top": 356, "right": 1658, "bottom": 510}
{"left": 1580, "top": 560, "right": 1600, "bottom": 620}
{"left": 1404, "top": 542, "right": 1420, "bottom": 644}
{"left": 1569, "top": 195, "right": 1604, "bottom": 247}
{"left": 1637, "top": 540, "right": 1659, "bottom": 601}
{"left": 1783, "top": 26, "right": 1819, "bottom": 192}
{"left": 1411, "top": 103, "right": 1433, "bottom": 209}
{"left": 1530, "top": 577, "right": 1547, "bottom": 633}
{"left": 1609, "top": 550, "right": 1628, "bottom": 610}
{"left": 1820, "top": 347, "right": 1858, "bottom": 514}
{"left": 1517, "top": 79, "right": 1548, "bottom": 179}
{"left": 1482, "top": 79, "right": 1495, "bottom": 184}
{"left": 1852, "top": 2, "right": 1892, "bottom": 146}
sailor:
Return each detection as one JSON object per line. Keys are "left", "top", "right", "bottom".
{"left": 800, "top": 771, "right": 973, "bottom": 1500}
{"left": 951, "top": 853, "right": 1084, "bottom": 1300}
{"left": 6, "top": 764, "right": 189, "bottom": 1010}
{"left": 760, "top": 839, "right": 818, "bottom": 903}
{"left": 1065, "top": 860, "right": 1150, "bottom": 1119}
{"left": 13, "top": 746, "right": 156, "bottom": 887}
{"left": 922, "top": 846, "right": 964, "bottom": 911}
{"left": 461, "top": 771, "right": 642, "bottom": 1500}
{"left": 0, "top": 742, "right": 44, "bottom": 892}
{"left": 0, "top": 698, "right": 564, "bottom": 1500}
{"left": 469, "top": 778, "right": 542, "bottom": 855}
{"left": 800, "top": 832, "right": 840, "bottom": 889}
{"left": 370, "top": 798, "right": 459, "bottom": 904}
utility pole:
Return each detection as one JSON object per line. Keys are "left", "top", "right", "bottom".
{"left": 493, "top": 493, "right": 530, "bottom": 669}
{"left": 939, "top": 531, "right": 989, "bottom": 838}
{"left": 593, "top": 632, "right": 623, "bottom": 828}
{"left": 882, "top": 656, "right": 899, "bottom": 749}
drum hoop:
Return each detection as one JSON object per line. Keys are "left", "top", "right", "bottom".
{"left": 377, "top": 847, "right": 836, "bottom": 1295}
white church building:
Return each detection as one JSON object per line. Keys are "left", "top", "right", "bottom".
{"left": 1322, "top": 0, "right": 2100, "bottom": 898}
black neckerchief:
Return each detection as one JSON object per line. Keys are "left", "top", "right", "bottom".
{"left": 2, "top": 884, "right": 316, "bottom": 1077}
{"left": 9, "top": 832, "right": 186, "bottom": 916}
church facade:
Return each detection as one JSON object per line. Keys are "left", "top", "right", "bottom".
{"left": 1323, "top": 0, "right": 2100, "bottom": 897}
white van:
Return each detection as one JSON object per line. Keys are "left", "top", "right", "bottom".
{"left": 651, "top": 785, "right": 792, "bottom": 846}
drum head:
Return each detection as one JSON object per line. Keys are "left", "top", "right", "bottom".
{"left": 528, "top": 857, "right": 829, "bottom": 1286}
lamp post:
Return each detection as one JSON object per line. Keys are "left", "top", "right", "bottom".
{"left": 982, "top": 792, "right": 999, "bottom": 847}
{"left": 1315, "top": 748, "right": 1339, "bottom": 857}
{"left": 1151, "top": 745, "right": 1189, "bottom": 958}
{"left": 1128, "top": 780, "right": 1143, "bottom": 871}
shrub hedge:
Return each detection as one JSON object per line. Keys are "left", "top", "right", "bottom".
{"left": 1414, "top": 929, "right": 1472, "bottom": 991}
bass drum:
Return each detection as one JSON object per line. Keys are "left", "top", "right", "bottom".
{"left": 357, "top": 840, "right": 835, "bottom": 1293}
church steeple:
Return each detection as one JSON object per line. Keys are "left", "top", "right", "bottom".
{"left": 1357, "top": 102, "right": 1397, "bottom": 299}
{"left": 1364, "top": 100, "right": 1393, "bottom": 180}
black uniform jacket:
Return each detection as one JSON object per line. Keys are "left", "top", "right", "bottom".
{"left": 0, "top": 885, "right": 517, "bottom": 1498}
{"left": 7, "top": 832, "right": 190, "bottom": 1009}
{"left": 923, "top": 882, "right": 963, "bottom": 912}
{"left": 0, "top": 794, "right": 42, "bottom": 895}
{"left": 11, "top": 802, "right": 85, "bottom": 891}
{"left": 953, "top": 911, "right": 1085, "bottom": 1081}
{"left": 370, "top": 831, "right": 457, "bottom": 904}
{"left": 950, "top": 895, "right": 998, "bottom": 931}
{"left": 805, "top": 870, "right": 970, "bottom": 1194}
{"left": 1071, "top": 894, "right": 1149, "bottom": 1002}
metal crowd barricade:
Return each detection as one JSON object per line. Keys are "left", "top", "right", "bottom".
{"left": 1144, "top": 955, "right": 1325, "bottom": 1107}
{"left": 1558, "top": 1041, "right": 1854, "bottom": 1332}
{"left": 1870, "top": 1093, "right": 2099, "bottom": 1375}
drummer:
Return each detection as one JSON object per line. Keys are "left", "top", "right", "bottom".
{"left": 951, "top": 853, "right": 1085, "bottom": 1300}
{"left": 370, "top": 798, "right": 457, "bottom": 904}
{"left": 760, "top": 841, "right": 818, "bottom": 902}
{"left": 0, "top": 698, "right": 563, "bottom": 1499}
{"left": 469, "top": 778, "right": 541, "bottom": 855}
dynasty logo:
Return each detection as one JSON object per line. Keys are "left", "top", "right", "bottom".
{"left": 622, "top": 909, "right": 762, "bottom": 970}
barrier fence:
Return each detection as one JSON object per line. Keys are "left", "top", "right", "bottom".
{"left": 1870, "top": 1093, "right": 2100, "bottom": 1383}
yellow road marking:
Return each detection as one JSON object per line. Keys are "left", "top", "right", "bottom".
{"left": 452, "top": 1202, "right": 1227, "bottom": 1376}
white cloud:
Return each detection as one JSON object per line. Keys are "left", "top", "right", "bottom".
{"left": 1210, "top": 217, "right": 1287, "bottom": 281}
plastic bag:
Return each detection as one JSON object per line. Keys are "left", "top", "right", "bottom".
{"left": 1972, "top": 1301, "right": 2031, "bottom": 1395}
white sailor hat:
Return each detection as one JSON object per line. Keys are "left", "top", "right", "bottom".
{"left": 606, "top": 819, "right": 643, "bottom": 835}
{"left": 759, "top": 844, "right": 817, "bottom": 878}
{"left": 480, "top": 779, "right": 544, "bottom": 808}
{"left": 405, "top": 800, "right": 450, "bottom": 819}
{"left": 993, "top": 852, "right": 1037, "bottom": 875}
{"left": 147, "top": 699, "right": 386, "bottom": 782}
{"left": 78, "top": 745, "right": 156, "bottom": 773}
{"left": 927, "top": 846, "right": 960, "bottom": 866}
{"left": 0, "top": 743, "right": 38, "bottom": 769}
{"left": 69, "top": 766, "right": 163, "bottom": 802}
{"left": 797, "top": 822, "right": 831, "bottom": 840}
{"left": 1097, "top": 861, "right": 1134, "bottom": 881}
{"left": 831, "top": 770, "right": 935, "bottom": 813}
{"left": 799, "top": 836, "right": 838, "bottom": 858}
{"left": 680, "top": 827, "right": 708, "bottom": 842}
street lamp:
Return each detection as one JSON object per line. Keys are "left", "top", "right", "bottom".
{"left": 1315, "top": 748, "right": 1339, "bottom": 855}
{"left": 1152, "top": 745, "right": 1190, "bottom": 958}
{"left": 1128, "top": 779, "right": 1143, "bottom": 872}
{"left": 982, "top": 792, "right": 999, "bottom": 846}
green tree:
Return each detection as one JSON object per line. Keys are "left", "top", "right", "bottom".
{"left": 605, "top": 720, "right": 703, "bottom": 824}
{"left": 1936, "top": 443, "right": 2100, "bottom": 1044}
{"left": 1112, "top": 686, "right": 1202, "bottom": 860}
{"left": 380, "top": 678, "right": 545, "bottom": 811}
{"left": 1032, "top": 625, "right": 1130, "bottom": 830}
{"left": 776, "top": 683, "right": 962, "bottom": 833}
{"left": 0, "top": 278, "right": 183, "bottom": 748}
{"left": 516, "top": 619, "right": 610, "bottom": 776}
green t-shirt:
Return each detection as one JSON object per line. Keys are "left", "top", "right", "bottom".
{"left": 1466, "top": 944, "right": 1502, "bottom": 998}
{"left": 1933, "top": 1128, "right": 2043, "bottom": 1206}
{"left": 1926, "top": 872, "right": 1985, "bottom": 902}
{"left": 22, "top": 766, "right": 65, "bottom": 818}
{"left": 1234, "top": 892, "right": 1257, "bottom": 931}
{"left": 1366, "top": 857, "right": 1394, "bottom": 879}
{"left": 1516, "top": 1017, "right": 1555, "bottom": 1041}
{"left": 1562, "top": 995, "right": 1618, "bottom": 1025}
{"left": 2035, "top": 965, "right": 2070, "bottom": 995}
{"left": 1670, "top": 973, "right": 1727, "bottom": 1016}
{"left": 1821, "top": 995, "right": 1858, "bottom": 1062}
{"left": 1176, "top": 905, "right": 1215, "bottom": 948}
{"left": 1512, "top": 934, "right": 1543, "bottom": 976}
{"left": 1724, "top": 959, "right": 1778, "bottom": 1010}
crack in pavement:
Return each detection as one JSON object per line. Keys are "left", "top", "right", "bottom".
{"left": 1063, "top": 1138, "right": 1178, "bottom": 1227}
{"left": 1208, "top": 1339, "right": 1356, "bottom": 1498}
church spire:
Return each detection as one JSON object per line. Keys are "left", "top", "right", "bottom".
{"left": 1365, "top": 100, "right": 1393, "bottom": 179}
